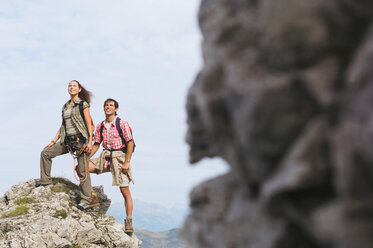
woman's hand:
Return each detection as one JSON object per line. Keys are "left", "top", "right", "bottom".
{"left": 85, "top": 142, "right": 92, "bottom": 154}
{"left": 44, "top": 140, "right": 56, "bottom": 149}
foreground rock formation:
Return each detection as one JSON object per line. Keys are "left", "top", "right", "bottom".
{"left": 183, "top": 0, "right": 373, "bottom": 247}
{"left": 0, "top": 178, "right": 141, "bottom": 248}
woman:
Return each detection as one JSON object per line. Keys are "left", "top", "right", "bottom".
{"left": 39, "top": 80, "right": 98, "bottom": 210}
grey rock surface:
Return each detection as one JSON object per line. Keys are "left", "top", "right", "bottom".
{"left": 0, "top": 178, "right": 141, "bottom": 248}
{"left": 182, "top": 0, "right": 373, "bottom": 247}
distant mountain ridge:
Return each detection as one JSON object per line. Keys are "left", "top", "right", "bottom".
{"left": 135, "top": 228, "right": 187, "bottom": 248}
{"left": 107, "top": 200, "right": 188, "bottom": 232}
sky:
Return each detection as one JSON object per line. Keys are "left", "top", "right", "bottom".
{"left": 0, "top": 0, "right": 229, "bottom": 210}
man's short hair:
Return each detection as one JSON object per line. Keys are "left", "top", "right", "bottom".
{"left": 104, "top": 98, "right": 119, "bottom": 109}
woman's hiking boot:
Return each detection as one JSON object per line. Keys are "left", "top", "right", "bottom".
{"left": 77, "top": 193, "right": 100, "bottom": 210}
{"left": 91, "top": 192, "right": 99, "bottom": 205}
{"left": 35, "top": 179, "right": 51, "bottom": 187}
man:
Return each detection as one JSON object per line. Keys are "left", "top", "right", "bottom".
{"left": 88, "top": 98, "right": 135, "bottom": 233}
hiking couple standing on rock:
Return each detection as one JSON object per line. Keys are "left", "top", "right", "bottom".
{"left": 39, "top": 80, "right": 135, "bottom": 233}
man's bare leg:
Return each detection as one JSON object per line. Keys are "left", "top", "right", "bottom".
{"left": 120, "top": 186, "right": 134, "bottom": 233}
{"left": 120, "top": 186, "right": 133, "bottom": 216}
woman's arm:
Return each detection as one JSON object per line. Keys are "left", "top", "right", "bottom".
{"left": 83, "top": 107, "right": 93, "bottom": 153}
{"left": 44, "top": 128, "right": 61, "bottom": 149}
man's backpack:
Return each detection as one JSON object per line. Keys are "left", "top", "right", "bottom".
{"left": 100, "top": 117, "right": 136, "bottom": 153}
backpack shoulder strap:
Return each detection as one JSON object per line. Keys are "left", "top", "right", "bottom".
{"left": 116, "top": 117, "right": 136, "bottom": 153}
{"left": 115, "top": 117, "right": 127, "bottom": 147}
{"left": 100, "top": 121, "right": 105, "bottom": 142}
{"left": 78, "top": 101, "right": 89, "bottom": 134}
{"left": 78, "top": 101, "right": 85, "bottom": 119}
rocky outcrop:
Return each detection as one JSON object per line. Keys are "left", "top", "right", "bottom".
{"left": 0, "top": 178, "right": 141, "bottom": 248}
{"left": 183, "top": 0, "right": 373, "bottom": 248}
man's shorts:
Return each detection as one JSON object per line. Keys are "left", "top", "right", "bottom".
{"left": 90, "top": 154, "right": 132, "bottom": 187}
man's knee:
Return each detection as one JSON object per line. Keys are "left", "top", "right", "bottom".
{"left": 88, "top": 162, "right": 97, "bottom": 173}
{"left": 120, "top": 187, "right": 131, "bottom": 197}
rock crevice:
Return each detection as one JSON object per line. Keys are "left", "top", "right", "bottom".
{"left": 0, "top": 178, "right": 141, "bottom": 248}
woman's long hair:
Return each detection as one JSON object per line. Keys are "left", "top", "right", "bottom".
{"left": 71, "top": 80, "right": 92, "bottom": 104}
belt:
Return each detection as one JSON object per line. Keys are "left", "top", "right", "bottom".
{"left": 66, "top": 134, "right": 84, "bottom": 143}
{"left": 104, "top": 148, "right": 125, "bottom": 169}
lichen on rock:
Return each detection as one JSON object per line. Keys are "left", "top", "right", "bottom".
{"left": 0, "top": 178, "right": 141, "bottom": 248}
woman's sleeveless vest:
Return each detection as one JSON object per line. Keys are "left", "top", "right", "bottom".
{"left": 60, "top": 98, "right": 89, "bottom": 143}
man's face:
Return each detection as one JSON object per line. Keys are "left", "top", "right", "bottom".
{"left": 104, "top": 101, "right": 118, "bottom": 116}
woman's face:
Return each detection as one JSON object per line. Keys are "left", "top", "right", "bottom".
{"left": 68, "top": 81, "right": 82, "bottom": 96}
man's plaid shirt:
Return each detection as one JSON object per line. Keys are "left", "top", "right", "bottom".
{"left": 94, "top": 117, "right": 133, "bottom": 150}
{"left": 94, "top": 117, "right": 133, "bottom": 170}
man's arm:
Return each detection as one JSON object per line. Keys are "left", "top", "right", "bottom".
{"left": 88, "top": 143, "right": 100, "bottom": 158}
{"left": 89, "top": 122, "right": 103, "bottom": 157}
{"left": 121, "top": 140, "right": 134, "bottom": 173}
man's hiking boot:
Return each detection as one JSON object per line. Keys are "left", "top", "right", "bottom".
{"left": 124, "top": 218, "right": 134, "bottom": 233}
{"left": 77, "top": 194, "right": 100, "bottom": 210}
